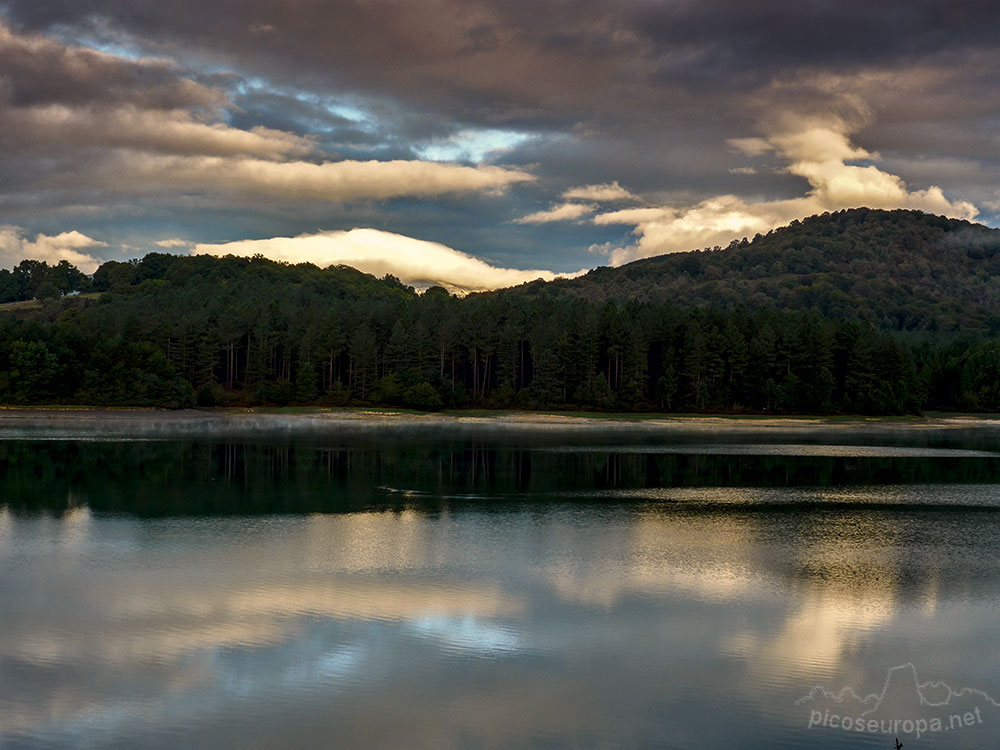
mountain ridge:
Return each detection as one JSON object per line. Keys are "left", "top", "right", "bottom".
{"left": 504, "top": 208, "right": 1000, "bottom": 332}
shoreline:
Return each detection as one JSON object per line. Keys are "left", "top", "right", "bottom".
{"left": 0, "top": 406, "right": 999, "bottom": 436}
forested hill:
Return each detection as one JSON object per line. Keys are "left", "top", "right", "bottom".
{"left": 509, "top": 208, "right": 1000, "bottom": 332}
{"left": 2, "top": 209, "right": 1000, "bottom": 414}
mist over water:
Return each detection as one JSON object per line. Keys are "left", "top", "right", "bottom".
{"left": 2, "top": 423, "right": 1000, "bottom": 747}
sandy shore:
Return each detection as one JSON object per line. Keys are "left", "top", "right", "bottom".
{"left": 0, "top": 406, "right": 998, "bottom": 438}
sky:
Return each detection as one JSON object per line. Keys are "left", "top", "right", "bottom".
{"left": 1, "top": 0, "right": 998, "bottom": 290}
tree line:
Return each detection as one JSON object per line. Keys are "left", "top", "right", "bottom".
{"left": 1, "top": 251, "right": 999, "bottom": 414}
{"left": 521, "top": 208, "right": 1000, "bottom": 333}
{"left": 0, "top": 259, "right": 91, "bottom": 303}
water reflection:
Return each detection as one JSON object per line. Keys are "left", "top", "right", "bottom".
{"left": 3, "top": 429, "right": 1000, "bottom": 516}
{"left": 2, "top": 430, "right": 1000, "bottom": 747}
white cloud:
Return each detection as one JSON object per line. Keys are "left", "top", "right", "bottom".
{"left": 0, "top": 226, "right": 107, "bottom": 273}
{"left": 597, "top": 118, "right": 979, "bottom": 265}
{"left": 983, "top": 194, "right": 1000, "bottom": 214}
{"left": 0, "top": 24, "right": 535, "bottom": 210}
{"left": 154, "top": 238, "right": 191, "bottom": 248}
{"left": 58, "top": 153, "right": 535, "bottom": 204}
{"left": 586, "top": 241, "right": 620, "bottom": 256}
{"left": 1, "top": 105, "right": 314, "bottom": 160}
{"left": 594, "top": 207, "right": 672, "bottom": 226}
{"left": 193, "top": 228, "right": 584, "bottom": 292}
{"left": 561, "top": 181, "right": 636, "bottom": 202}
{"left": 514, "top": 202, "right": 596, "bottom": 224}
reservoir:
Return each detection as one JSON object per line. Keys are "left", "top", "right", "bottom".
{"left": 2, "top": 417, "right": 999, "bottom": 748}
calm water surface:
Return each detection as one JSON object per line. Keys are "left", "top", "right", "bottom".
{"left": 2, "top": 423, "right": 1000, "bottom": 748}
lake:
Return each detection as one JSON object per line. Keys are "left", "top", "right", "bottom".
{"left": 2, "top": 416, "right": 1000, "bottom": 748}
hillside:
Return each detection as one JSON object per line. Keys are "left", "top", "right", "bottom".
{"left": 509, "top": 209, "right": 1000, "bottom": 332}
{"left": 2, "top": 209, "right": 1000, "bottom": 414}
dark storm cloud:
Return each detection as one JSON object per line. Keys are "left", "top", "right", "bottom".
{"left": 0, "top": 0, "right": 997, "bottom": 279}
{"left": 6, "top": 0, "right": 1000, "bottom": 123}
{"left": 628, "top": 0, "right": 1000, "bottom": 79}
{"left": 6, "top": 1, "right": 998, "bottom": 195}
{"left": 0, "top": 18, "right": 544, "bottom": 284}
{"left": 0, "top": 20, "right": 533, "bottom": 201}
{"left": 0, "top": 22, "right": 223, "bottom": 111}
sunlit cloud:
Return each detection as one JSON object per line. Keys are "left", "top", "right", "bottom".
{"left": 516, "top": 183, "right": 638, "bottom": 226}
{"left": 194, "top": 228, "right": 583, "bottom": 292}
{"left": 1, "top": 104, "right": 314, "bottom": 159}
{"left": 3, "top": 1, "right": 999, "bottom": 272}
{"left": 596, "top": 117, "right": 979, "bottom": 265}
{"left": 561, "top": 181, "right": 637, "bottom": 202}
{"left": 154, "top": 238, "right": 191, "bottom": 248}
{"left": 594, "top": 207, "right": 668, "bottom": 226}
{"left": 0, "top": 24, "right": 533, "bottom": 213}
{"left": 0, "top": 226, "right": 106, "bottom": 273}
{"left": 104, "top": 154, "right": 535, "bottom": 204}
{"left": 514, "top": 202, "right": 596, "bottom": 225}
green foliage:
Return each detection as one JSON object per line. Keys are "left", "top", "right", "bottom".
{"left": 516, "top": 208, "right": 1000, "bottom": 332}
{"left": 7, "top": 340, "right": 60, "bottom": 403}
{"left": 401, "top": 382, "right": 444, "bottom": 411}
{"left": 34, "top": 280, "right": 60, "bottom": 302}
{"left": 295, "top": 359, "right": 319, "bottom": 402}
{"left": 0, "top": 259, "right": 91, "bottom": 303}
{"left": 1, "top": 210, "right": 999, "bottom": 413}
{"left": 958, "top": 341, "right": 1000, "bottom": 411}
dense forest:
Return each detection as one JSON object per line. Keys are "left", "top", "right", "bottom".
{"left": 515, "top": 208, "right": 1000, "bottom": 333}
{"left": 1, "top": 208, "right": 999, "bottom": 414}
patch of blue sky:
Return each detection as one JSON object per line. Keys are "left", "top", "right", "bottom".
{"left": 280, "top": 86, "right": 372, "bottom": 127}
{"left": 319, "top": 99, "right": 371, "bottom": 125}
{"left": 237, "top": 79, "right": 375, "bottom": 126}
{"left": 64, "top": 34, "right": 150, "bottom": 62}
{"left": 233, "top": 76, "right": 275, "bottom": 96}
{"left": 980, "top": 207, "right": 1000, "bottom": 228}
{"left": 418, "top": 128, "right": 534, "bottom": 164}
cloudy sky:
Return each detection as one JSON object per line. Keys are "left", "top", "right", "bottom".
{"left": 1, "top": 0, "right": 998, "bottom": 289}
